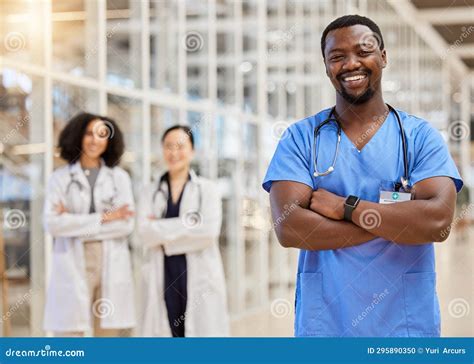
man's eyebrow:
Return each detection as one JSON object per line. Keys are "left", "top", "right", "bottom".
{"left": 327, "top": 48, "right": 345, "bottom": 55}
{"left": 328, "top": 42, "right": 369, "bottom": 55}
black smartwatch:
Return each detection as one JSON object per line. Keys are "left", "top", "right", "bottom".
{"left": 344, "top": 195, "right": 360, "bottom": 222}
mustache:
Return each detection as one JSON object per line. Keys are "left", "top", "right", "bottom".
{"left": 336, "top": 69, "right": 372, "bottom": 81}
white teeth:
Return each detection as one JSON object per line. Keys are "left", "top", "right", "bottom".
{"left": 344, "top": 75, "right": 366, "bottom": 81}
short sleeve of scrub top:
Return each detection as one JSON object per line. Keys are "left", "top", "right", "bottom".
{"left": 408, "top": 118, "right": 463, "bottom": 192}
{"left": 262, "top": 121, "right": 314, "bottom": 192}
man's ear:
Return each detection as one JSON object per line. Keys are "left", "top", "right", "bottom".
{"left": 381, "top": 49, "right": 387, "bottom": 68}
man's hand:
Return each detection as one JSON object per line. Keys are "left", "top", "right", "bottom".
{"left": 310, "top": 189, "right": 345, "bottom": 220}
{"left": 269, "top": 181, "right": 375, "bottom": 250}
{"left": 350, "top": 177, "right": 457, "bottom": 243}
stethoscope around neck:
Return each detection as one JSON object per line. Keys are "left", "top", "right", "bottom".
{"left": 313, "top": 103, "right": 410, "bottom": 191}
{"left": 65, "top": 165, "right": 118, "bottom": 208}
{"left": 152, "top": 173, "right": 203, "bottom": 219}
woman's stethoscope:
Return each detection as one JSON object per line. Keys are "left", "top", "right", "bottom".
{"left": 152, "top": 173, "right": 203, "bottom": 219}
{"left": 313, "top": 104, "right": 410, "bottom": 191}
{"left": 66, "top": 166, "right": 118, "bottom": 209}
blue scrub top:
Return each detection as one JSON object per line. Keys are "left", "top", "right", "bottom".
{"left": 263, "top": 108, "right": 463, "bottom": 337}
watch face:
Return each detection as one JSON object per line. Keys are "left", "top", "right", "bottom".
{"left": 346, "top": 195, "right": 359, "bottom": 206}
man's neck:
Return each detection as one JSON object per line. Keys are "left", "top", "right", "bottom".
{"left": 334, "top": 93, "right": 388, "bottom": 130}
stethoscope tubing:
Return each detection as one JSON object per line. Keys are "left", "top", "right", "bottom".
{"left": 65, "top": 166, "right": 118, "bottom": 207}
{"left": 313, "top": 104, "right": 409, "bottom": 189}
{"left": 152, "top": 174, "right": 203, "bottom": 218}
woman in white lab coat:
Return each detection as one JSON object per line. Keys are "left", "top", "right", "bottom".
{"left": 137, "top": 125, "right": 229, "bottom": 337}
{"left": 43, "top": 113, "right": 136, "bottom": 336}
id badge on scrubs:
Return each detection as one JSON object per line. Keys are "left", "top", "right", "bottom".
{"left": 379, "top": 180, "right": 413, "bottom": 204}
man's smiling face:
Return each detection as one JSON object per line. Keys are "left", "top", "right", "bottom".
{"left": 323, "top": 24, "right": 387, "bottom": 105}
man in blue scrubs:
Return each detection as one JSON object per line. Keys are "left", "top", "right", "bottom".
{"left": 263, "top": 15, "right": 463, "bottom": 337}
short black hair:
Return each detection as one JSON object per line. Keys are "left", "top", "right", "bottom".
{"left": 321, "top": 15, "right": 384, "bottom": 58}
{"left": 58, "top": 112, "right": 125, "bottom": 167}
{"left": 161, "top": 125, "right": 195, "bottom": 149}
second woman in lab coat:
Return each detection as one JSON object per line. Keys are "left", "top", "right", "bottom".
{"left": 138, "top": 125, "right": 229, "bottom": 337}
{"left": 43, "top": 113, "right": 136, "bottom": 336}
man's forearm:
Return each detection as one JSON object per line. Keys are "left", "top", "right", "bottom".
{"left": 351, "top": 199, "right": 452, "bottom": 244}
{"left": 277, "top": 207, "right": 376, "bottom": 250}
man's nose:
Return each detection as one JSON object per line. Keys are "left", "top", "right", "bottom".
{"left": 342, "top": 54, "right": 362, "bottom": 71}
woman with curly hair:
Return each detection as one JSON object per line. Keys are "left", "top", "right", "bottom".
{"left": 43, "top": 113, "right": 136, "bottom": 337}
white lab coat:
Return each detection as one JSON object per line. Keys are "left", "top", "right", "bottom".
{"left": 43, "top": 161, "right": 136, "bottom": 332}
{"left": 137, "top": 170, "right": 230, "bottom": 337}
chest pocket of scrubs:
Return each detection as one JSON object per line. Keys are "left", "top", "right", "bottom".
{"left": 295, "top": 272, "right": 323, "bottom": 336}
{"left": 403, "top": 272, "right": 440, "bottom": 336}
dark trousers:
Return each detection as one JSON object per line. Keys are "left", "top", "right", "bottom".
{"left": 164, "top": 254, "right": 188, "bottom": 337}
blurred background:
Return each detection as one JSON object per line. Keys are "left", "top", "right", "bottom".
{"left": 0, "top": 0, "right": 472, "bottom": 337}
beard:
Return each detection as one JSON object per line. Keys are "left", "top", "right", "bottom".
{"left": 336, "top": 69, "right": 375, "bottom": 105}
{"left": 338, "top": 85, "right": 375, "bottom": 105}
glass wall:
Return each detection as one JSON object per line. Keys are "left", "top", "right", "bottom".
{"left": 0, "top": 68, "right": 45, "bottom": 336}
